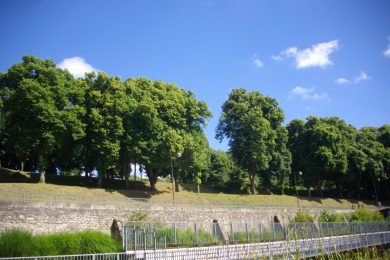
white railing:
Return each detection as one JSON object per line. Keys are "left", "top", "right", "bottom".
{"left": 0, "top": 252, "right": 130, "bottom": 260}
{"left": 1, "top": 231, "right": 389, "bottom": 260}
{"left": 134, "top": 231, "right": 390, "bottom": 259}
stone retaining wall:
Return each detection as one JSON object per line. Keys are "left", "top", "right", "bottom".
{"left": 0, "top": 201, "right": 352, "bottom": 235}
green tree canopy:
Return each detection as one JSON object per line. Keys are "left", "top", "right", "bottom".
{"left": 216, "top": 88, "right": 285, "bottom": 194}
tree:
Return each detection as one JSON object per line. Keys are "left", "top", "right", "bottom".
{"left": 357, "top": 127, "right": 387, "bottom": 200}
{"left": 121, "top": 78, "right": 211, "bottom": 191}
{"left": 287, "top": 117, "right": 355, "bottom": 198}
{"left": 268, "top": 127, "right": 291, "bottom": 194}
{"left": 216, "top": 88, "right": 284, "bottom": 194}
{"left": 179, "top": 131, "right": 210, "bottom": 193}
{"left": 83, "top": 72, "right": 124, "bottom": 187}
{"left": 286, "top": 119, "right": 305, "bottom": 191}
{"left": 0, "top": 56, "right": 84, "bottom": 182}
{"left": 206, "top": 149, "right": 234, "bottom": 189}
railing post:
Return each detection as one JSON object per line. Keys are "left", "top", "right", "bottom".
{"left": 173, "top": 222, "right": 177, "bottom": 246}
{"left": 230, "top": 223, "right": 234, "bottom": 243}
{"left": 272, "top": 222, "right": 275, "bottom": 241}
{"left": 333, "top": 223, "right": 336, "bottom": 236}
{"left": 144, "top": 232, "right": 147, "bottom": 251}
{"left": 154, "top": 232, "right": 157, "bottom": 250}
{"left": 245, "top": 223, "right": 249, "bottom": 242}
{"left": 122, "top": 221, "right": 125, "bottom": 251}
{"left": 194, "top": 223, "right": 199, "bottom": 246}
{"left": 260, "top": 223, "right": 263, "bottom": 242}
{"left": 284, "top": 223, "right": 288, "bottom": 240}
{"left": 319, "top": 222, "right": 322, "bottom": 237}
{"left": 134, "top": 230, "right": 137, "bottom": 251}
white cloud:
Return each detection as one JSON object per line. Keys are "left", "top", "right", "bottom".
{"left": 334, "top": 78, "right": 350, "bottom": 85}
{"left": 252, "top": 55, "right": 264, "bottom": 68}
{"left": 334, "top": 71, "right": 370, "bottom": 86}
{"left": 290, "top": 86, "right": 329, "bottom": 101}
{"left": 384, "top": 36, "right": 390, "bottom": 57}
{"left": 273, "top": 40, "right": 339, "bottom": 69}
{"left": 57, "top": 57, "right": 97, "bottom": 78}
{"left": 354, "top": 71, "right": 370, "bottom": 83}
{"left": 271, "top": 55, "right": 283, "bottom": 61}
{"left": 385, "top": 48, "right": 390, "bottom": 57}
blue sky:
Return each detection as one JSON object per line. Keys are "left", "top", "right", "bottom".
{"left": 1, "top": 0, "right": 390, "bottom": 151}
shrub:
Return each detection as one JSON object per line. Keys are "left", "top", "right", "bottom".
{"left": 79, "top": 231, "right": 122, "bottom": 253}
{"left": 39, "top": 232, "right": 82, "bottom": 255}
{"left": 318, "top": 210, "right": 346, "bottom": 222}
{"left": 293, "top": 211, "right": 314, "bottom": 222}
{"left": 0, "top": 229, "right": 121, "bottom": 257}
{"left": 127, "top": 211, "right": 149, "bottom": 222}
{"left": 155, "top": 227, "right": 216, "bottom": 247}
{"left": 349, "top": 209, "right": 385, "bottom": 222}
{"left": 0, "top": 229, "right": 36, "bottom": 257}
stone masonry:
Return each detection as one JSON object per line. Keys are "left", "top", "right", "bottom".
{"left": 0, "top": 200, "right": 352, "bottom": 235}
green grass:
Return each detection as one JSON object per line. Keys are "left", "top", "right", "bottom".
{"left": 0, "top": 229, "right": 122, "bottom": 257}
{"left": 229, "top": 229, "right": 278, "bottom": 243}
{"left": 0, "top": 167, "right": 384, "bottom": 209}
{"left": 154, "top": 227, "right": 216, "bottom": 247}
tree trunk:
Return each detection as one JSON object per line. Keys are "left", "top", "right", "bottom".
{"left": 307, "top": 187, "right": 312, "bottom": 197}
{"left": 249, "top": 175, "right": 257, "bottom": 195}
{"left": 336, "top": 179, "right": 343, "bottom": 198}
{"left": 174, "top": 168, "right": 180, "bottom": 192}
{"left": 146, "top": 168, "right": 158, "bottom": 191}
{"left": 134, "top": 161, "right": 137, "bottom": 181}
{"left": 123, "top": 159, "right": 129, "bottom": 189}
{"left": 39, "top": 169, "right": 46, "bottom": 183}
{"left": 21, "top": 162, "right": 24, "bottom": 172}
{"left": 318, "top": 179, "right": 323, "bottom": 198}
{"left": 197, "top": 184, "right": 200, "bottom": 193}
{"left": 98, "top": 168, "right": 104, "bottom": 188}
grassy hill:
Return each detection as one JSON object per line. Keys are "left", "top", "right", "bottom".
{"left": 0, "top": 167, "right": 382, "bottom": 209}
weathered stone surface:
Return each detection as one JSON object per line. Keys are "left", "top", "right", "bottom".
{"left": 0, "top": 200, "right": 352, "bottom": 235}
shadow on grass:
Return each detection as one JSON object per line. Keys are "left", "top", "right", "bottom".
{"left": 0, "top": 167, "right": 168, "bottom": 199}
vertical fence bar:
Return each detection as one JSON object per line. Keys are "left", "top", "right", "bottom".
{"left": 230, "top": 223, "right": 234, "bottom": 243}
{"left": 261, "top": 223, "right": 264, "bottom": 242}
{"left": 245, "top": 223, "right": 249, "bottom": 242}
{"left": 144, "top": 232, "right": 147, "bottom": 251}
{"left": 272, "top": 222, "right": 275, "bottom": 241}
{"left": 134, "top": 230, "right": 137, "bottom": 251}
{"left": 194, "top": 223, "right": 198, "bottom": 246}
{"left": 173, "top": 222, "right": 177, "bottom": 247}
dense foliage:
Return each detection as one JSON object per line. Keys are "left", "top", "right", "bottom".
{"left": 0, "top": 56, "right": 389, "bottom": 200}
{"left": 0, "top": 229, "right": 121, "bottom": 257}
{"left": 318, "top": 209, "right": 386, "bottom": 222}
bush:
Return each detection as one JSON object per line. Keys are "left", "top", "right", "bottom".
{"left": 293, "top": 211, "right": 314, "bottom": 222}
{"left": 0, "top": 229, "right": 36, "bottom": 257}
{"left": 155, "top": 227, "right": 216, "bottom": 247}
{"left": 0, "top": 229, "right": 122, "bottom": 257}
{"left": 318, "top": 209, "right": 386, "bottom": 222}
{"left": 349, "top": 209, "right": 385, "bottom": 222}
{"left": 318, "top": 210, "right": 346, "bottom": 222}
{"left": 79, "top": 231, "right": 122, "bottom": 253}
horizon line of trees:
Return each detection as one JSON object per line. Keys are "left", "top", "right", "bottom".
{"left": 0, "top": 56, "right": 389, "bottom": 201}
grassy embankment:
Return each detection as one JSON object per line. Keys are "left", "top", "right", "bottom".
{"left": 0, "top": 167, "right": 384, "bottom": 209}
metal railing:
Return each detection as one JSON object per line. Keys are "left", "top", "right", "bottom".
{"left": 135, "top": 231, "right": 390, "bottom": 259}
{"left": 0, "top": 252, "right": 130, "bottom": 260}
{"left": 123, "top": 220, "right": 390, "bottom": 249}
{"left": 1, "top": 225, "right": 389, "bottom": 260}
